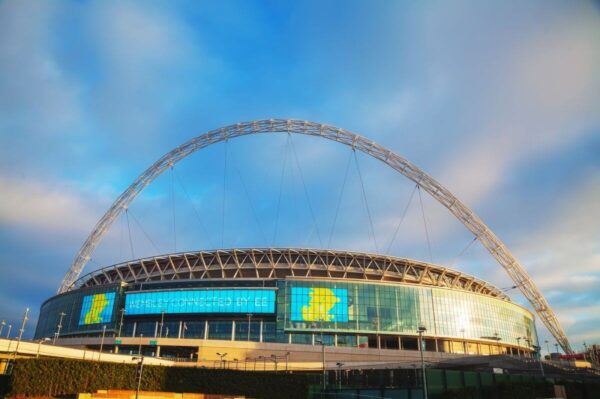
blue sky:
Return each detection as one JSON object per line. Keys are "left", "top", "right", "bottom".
{"left": 0, "top": 0, "right": 599, "bottom": 352}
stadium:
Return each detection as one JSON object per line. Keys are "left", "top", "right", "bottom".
{"left": 33, "top": 120, "right": 570, "bottom": 370}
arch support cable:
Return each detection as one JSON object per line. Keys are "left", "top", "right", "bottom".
{"left": 58, "top": 119, "right": 572, "bottom": 354}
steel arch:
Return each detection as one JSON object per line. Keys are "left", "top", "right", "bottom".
{"left": 59, "top": 119, "right": 572, "bottom": 353}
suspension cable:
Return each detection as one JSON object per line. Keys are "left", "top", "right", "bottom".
{"left": 125, "top": 208, "right": 135, "bottom": 259}
{"left": 272, "top": 134, "right": 291, "bottom": 247}
{"left": 328, "top": 150, "right": 353, "bottom": 248}
{"left": 234, "top": 163, "right": 268, "bottom": 246}
{"left": 417, "top": 186, "right": 433, "bottom": 263}
{"left": 221, "top": 140, "right": 228, "bottom": 248}
{"left": 172, "top": 168, "right": 216, "bottom": 249}
{"left": 119, "top": 211, "right": 125, "bottom": 261}
{"left": 353, "top": 150, "right": 379, "bottom": 253}
{"left": 451, "top": 236, "right": 477, "bottom": 267}
{"left": 170, "top": 166, "right": 177, "bottom": 252}
{"left": 127, "top": 209, "right": 161, "bottom": 253}
{"left": 385, "top": 184, "right": 418, "bottom": 254}
{"left": 289, "top": 135, "right": 323, "bottom": 247}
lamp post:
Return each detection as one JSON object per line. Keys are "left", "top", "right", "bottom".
{"left": 12, "top": 308, "right": 29, "bottom": 362}
{"left": 533, "top": 345, "right": 545, "bottom": 377}
{"left": 417, "top": 325, "right": 428, "bottom": 399}
{"left": 53, "top": 312, "right": 66, "bottom": 344}
{"left": 5, "top": 324, "right": 11, "bottom": 338}
{"left": 545, "top": 340, "right": 550, "bottom": 358}
{"left": 216, "top": 352, "right": 227, "bottom": 369}
{"left": 233, "top": 358, "right": 239, "bottom": 370}
{"left": 0, "top": 320, "right": 5, "bottom": 336}
{"left": 138, "top": 334, "right": 144, "bottom": 356}
{"left": 99, "top": 325, "right": 107, "bottom": 361}
{"left": 133, "top": 356, "right": 144, "bottom": 399}
{"left": 36, "top": 338, "right": 51, "bottom": 358}
{"left": 247, "top": 313, "right": 253, "bottom": 341}
{"left": 316, "top": 333, "right": 327, "bottom": 390}
{"left": 493, "top": 332, "right": 502, "bottom": 355}
{"left": 285, "top": 351, "right": 290, "bottom": 372}
{"left": 516, "top": 337, "right": 522, "bottom": 357}
{"left": 159, "top": 311, "right": 165, "bottom": 338}
{"left": 336, "top": 362, "right": 344, "bottom": 389}
{"left": 270, "top": 354, "right": 278, "bottom": 372}
{"left": 118, "top": 308, "right": 126, "bottom": 337}
{"left": 554, "top": 342, "right": 560, "bottom": 355}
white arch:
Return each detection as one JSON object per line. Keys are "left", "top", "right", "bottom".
{"left": 59, "top": 119, "right": 572, "bottom": 353}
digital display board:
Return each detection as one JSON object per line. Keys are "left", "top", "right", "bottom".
{"left": 291, "top": 287, "right": 348, "bottom": 322}
{"left": 79, "top": 292, "right": 116, "bottom": 325}
{"left": 124, "top": 289, "right": 276, "bottom": 315}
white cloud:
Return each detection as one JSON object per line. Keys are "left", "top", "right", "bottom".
{"left": 438, "top": 5, "right": 600, "bottom": 206}
{"left": 0, "top": 175, "right": 102, "bottom": 235}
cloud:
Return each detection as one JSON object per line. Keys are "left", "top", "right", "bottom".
{"left": 0, "top": 175, "right": 103, "bottom": 235}
{"left": 437, "top": 2, "right": 600, "bottom": 206}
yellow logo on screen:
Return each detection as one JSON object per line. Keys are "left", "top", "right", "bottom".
{"left": 301, "top": 288, "right": 340, "bottom": 322}
{"left": 83, "top": 294, "right": 110, "bottom": 325}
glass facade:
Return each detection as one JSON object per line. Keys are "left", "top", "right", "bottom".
{"left": 281, "top": 280, "right": 537, "bottom": 347}
{"left": 35, "top": 278, "right": 537, "bottom": 351}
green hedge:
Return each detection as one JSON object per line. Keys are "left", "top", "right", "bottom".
{"left": 6, "top": 358, "right": 319, "bottom": 399}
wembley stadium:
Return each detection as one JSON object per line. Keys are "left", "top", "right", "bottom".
{"left": 35, "top": 248, "right": 539, "bottom": 368}
{"left": 32, "top": 119, "right": 571, "bottom": 369}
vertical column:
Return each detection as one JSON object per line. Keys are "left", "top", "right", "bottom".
{"left": 259, "top": 321, "right": 263, "bottom": 343}
{"left": 178, "top": 321, "right": 182, "bottom": 339}
{"left": 231, "top": 320, "right": 236, "bottom": 341}
{"left": 204, "top": 320, "right": 208, "bottom": 340}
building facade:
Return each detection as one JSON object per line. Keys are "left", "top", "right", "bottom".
{"left": 35, "top": 249, "right": 538, "bottom": 362}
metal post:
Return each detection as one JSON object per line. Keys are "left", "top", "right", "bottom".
{"left": 247, "top": 313, "right": 252, "bottom": 341}
{"left": 118, "top": 308, "right": 125, "bottom": 337}
{"left": 159, "top": 311, "right": 165, "bottom": 338}
{"left": 13, "top": 308, "right": 29, "bottom": 361}
{"left": 134, "top": 356, "right": 144, "bottom": 399}
{"left": 53, "top": 312, "right": 66, "bottom": 344}
{"left": 217, "top": 352, "right": 227, "bottom": 369}
{"left": 533, "top": 345, "right": 545, "bottom": 377}
{"left": 99, "top": 325, "right": 107, "bottom": 361}
{"left": 516, "top": 337, "right": 522, "bottom": 357}
{"left": 418, "top": 326, "right": 428, "bottom": 399}
{"left": 285, "top": 352, "right": 290, "bottom": 372}
{"left": 336, "top": 362, "right": 344, "bottom": 389}
{"left": 138, "top": 334, "right": 143, "bottom": 355}
{"left": 36, "top": 338, "right": 50, "bottom": 358}
{"left": 5, "top": 324, "right": 11, "bottom": 339}
{"left": 460, "top": 329, "right": 466, "bottom": 354}
{"left": 0, "top": 320, "right": 5, "bottom": 336}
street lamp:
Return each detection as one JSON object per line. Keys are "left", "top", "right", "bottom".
{"left": 270, "top": 354, "right": 278, "bottom": 372}
{"left": 36, "top": 338, "right": 51, "bottom": 358}
{"left": 138, "top": 334, "right": 144, "bottom": 356}
{"left": 417, "top": 325, "right": 428, "bottom": 399}
{"left": 118, "top": 308, "right": 126, "bottom": 337}
{"left": 5, "top": 324, "right": 11, "bottom": 339}
{"left": 0, "top": 320, "right": 5, "bottom": 336}
{"left": 233, "top": 358, "right": 239, "bottom": 370}
{"left": 336, "top": 362, "right": 344, "bottom": 389}
{"left": 247, "top": 313, "right": 253, "bottom": 341}
{"left": 533, "top": 345, "right": 545, "bottom": 377}
{"left": 99, "top": 325, "right": 107, "bottom": 361}
{"left": 493, "top": 332, "right": 502, "bottom": 355}
{"left": 132, "top": 356, "right": 144, "bottom": 399}
{"left": 315, "top": 334, "right": 327, "bottom": 389}
{"left": 53, "top": 312, "right": 67, "bottom": 344}
{"left": 216, "top": 352, "right": 227, "bottom": 369}
{"left": 516, "top": 337, "right": 522, "bottom": 357}
{"left": 159, "top": 311, "right": 165, "bottom": 338}
{"left": 285, "top": 351, "right": 290, "bottom": 372}
{"left": 554, "top": 342, "right": 560, "bottom": 355}
{"left": 544, "top": 340, "right": 550, "bottom": 358}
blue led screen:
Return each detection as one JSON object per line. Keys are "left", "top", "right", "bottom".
{"left": 124, "top": 289, "right": 276, "bottom": 315}
{"left": 290, "top": 287, "right": 349, "bottom": 322}
{"left": 79, "top": 292, "right": 116, "bottom": 325}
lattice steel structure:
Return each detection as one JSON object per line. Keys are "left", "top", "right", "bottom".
{"left": 71, "top": 248, "right": 510, "bottom": 300}
{"left": 58, "top": 119, "right": 572, "bottom": 353}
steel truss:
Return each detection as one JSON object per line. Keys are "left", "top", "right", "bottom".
{"left": 58, "top": 119, "right": 572, "bottom": 353}
{"left": 71, "top": 248, "right": 509, "bottom": 300}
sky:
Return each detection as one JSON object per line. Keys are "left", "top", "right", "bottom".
{"left": 0, "top": 0, "right": 599, "bottom": 353}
